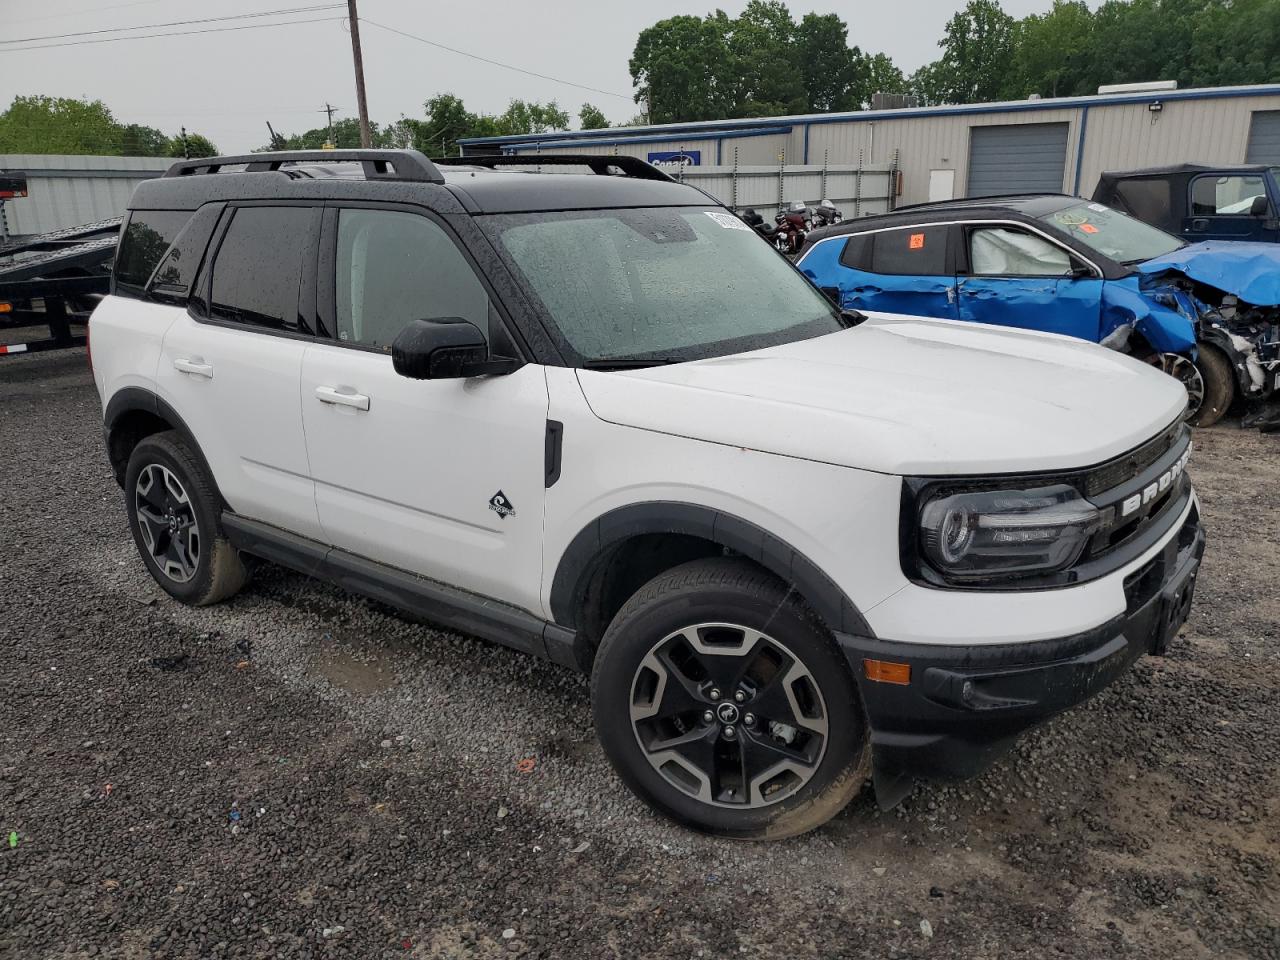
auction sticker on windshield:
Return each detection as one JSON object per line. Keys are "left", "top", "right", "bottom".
{"left": 705, "top": 211, "right": 751, "bottom": 231}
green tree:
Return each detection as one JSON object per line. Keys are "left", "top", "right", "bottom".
{"left": 933, "top": 0, "right": 1019, "bottom": 103}
{"left": 1012, "top": 0, "right": 1095, "bottom": 98}
{"left": 167, "top": 132, "right": 218, "bottom": 158}
{"left": 795, "top": 12, "right": 859, "bottom": 111}
{"left": 727, "top": 1, "right": 807, "bottom": 116}
{"left": 631, "top": 14, "right": 734, "bottom": 122}
{"left": 862, "top": 53, "right": 908, "bottom": 105}
{"left": 0, "top": 95, "right": 125, "bottom": 154}
{"left": 579, "top": 103, "right": 611, "bottom": 129}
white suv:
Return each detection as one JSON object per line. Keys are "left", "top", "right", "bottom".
{"left": 91, "top": 150, "right": 1205, "bottom": 838}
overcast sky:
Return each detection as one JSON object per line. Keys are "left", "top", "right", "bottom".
{"left": 2, "top": 0, "right": 1060, "bottom": 153}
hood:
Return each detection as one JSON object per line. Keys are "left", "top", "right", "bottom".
{"left": 576, "top": 315, "right": 1187, "bottom": 476}
{"left": 1138, "top": 241, "right": 1280, "bottom": 306}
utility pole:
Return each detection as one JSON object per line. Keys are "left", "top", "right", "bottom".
{"left": 347, "top": 0, "right": 372, "bottom": 148}
{"left": 180, "top": 126, "right": 189, "bottom": 159}
{"left": 322, "top": 102, "right": 337, "bottom": 149}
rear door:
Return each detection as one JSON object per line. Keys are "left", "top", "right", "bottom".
{"left": 822, "top": 224, "right": 957, "bottom": 319}
{"left": 955, "top": 223, "right": 1104, "bottom": 341}
{"left": 155, "top": 203, "right": 324, "bottom": 539}
{"left": 1184, "top": 173, "right": 1273, "bottom": 241}
{"left": 298, "top": 204, "right": 548, "bottom": 614}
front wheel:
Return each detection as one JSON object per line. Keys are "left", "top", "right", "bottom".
{"left": 1152, "top": 350, "right": 1234, "bottom": 427}
{"left": 591, "top": 558, "right": 870, "bottom": 839}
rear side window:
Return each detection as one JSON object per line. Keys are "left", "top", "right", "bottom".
{"left": 209, "top": 207, "right": 313, "bottom": 333}
{"left": 147, "top": 204, "right": 222, "bottom": 306}
{"left": 837, "top": 233, "right": 872, "bottom": 270}
{"left": 869, "top": 226, "right": 948, "bottom": 275}
{"left": 1112, "top": 178, "right": 1175, "bottom": 231}
{"left": 114, "top": 210, "right": 192, "bottom": 291}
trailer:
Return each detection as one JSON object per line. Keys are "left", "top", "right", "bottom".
{"left": 0, "top": 216, "right": 119, "bottom": 357}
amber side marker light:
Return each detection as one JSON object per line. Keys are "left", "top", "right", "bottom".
{"left": 864, "top": 659, "right": 911, "bottom": 685}
{"left": 0, "top": 302, "right": 11, "bottom": 314}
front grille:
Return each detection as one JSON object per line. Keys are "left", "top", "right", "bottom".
{"left": 1082, "top": 419, "right": 1182, "bottom": 497}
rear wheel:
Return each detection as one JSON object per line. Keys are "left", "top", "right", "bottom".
{"left": 591, "top": 558, "right": 869, "bottom": 839}
{"left": 124, "top": 431, "right": 248, "bottom": 606}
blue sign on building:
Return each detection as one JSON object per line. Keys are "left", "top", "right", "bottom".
{"left": 647, "top": 150, "right": 701, "bottom": 167}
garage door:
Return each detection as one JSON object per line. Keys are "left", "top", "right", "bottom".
{"left": 967, "top": 123, "right": 1070, "bottom": 198}
{"left": 1246, "top": 111, "right": 1280, "bottom": 164}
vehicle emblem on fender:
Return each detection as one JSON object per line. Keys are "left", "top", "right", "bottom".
{"left": 488, "top": 491, "right": 516, "bottom": 519}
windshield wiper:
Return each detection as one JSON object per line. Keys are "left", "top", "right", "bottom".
{"left": 580, "top": 357, "right": 683, "bottom": 370}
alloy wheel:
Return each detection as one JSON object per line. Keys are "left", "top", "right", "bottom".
{"left": 629, "top": 622, "right": 828, "bottom": 808}
{"left": 1152, "top": 352, "right": 1206, "bottom": 421}
{"left": 134, "top": 463, "right": 201, "bottom": 583}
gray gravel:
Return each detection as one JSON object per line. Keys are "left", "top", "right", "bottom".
{"left": 2, "top": 348, "right": 1278, "bottom": 959}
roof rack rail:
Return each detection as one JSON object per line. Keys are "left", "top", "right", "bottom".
{"left": 435, "top": 154, "right": 676, "bottom": 183}
{"left": 163, "top": 149, "right": 445, "bottom": 184}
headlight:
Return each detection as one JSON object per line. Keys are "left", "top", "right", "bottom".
{"left": 916, "top": 484, "right": 1101, "bottom": 583}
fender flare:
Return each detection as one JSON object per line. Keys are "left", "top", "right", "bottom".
{"left": 549, "top": 501, "right": 875, "bottom": 638}
{"left": 103, "top": 387, "right": 222, "bottom": 501}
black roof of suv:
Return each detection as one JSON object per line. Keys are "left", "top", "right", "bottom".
{"left": 132, "top": 150, "right": 711, "bottom": 214}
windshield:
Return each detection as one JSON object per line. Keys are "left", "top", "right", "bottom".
{"left": 1039, "top": 200, "right": 1184, "bottom": 264}
{"left": 481, "top": 207, "right": 844, "bottom": 365}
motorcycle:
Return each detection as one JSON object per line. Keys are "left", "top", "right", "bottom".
{"left": 811, "top": 199, "right": 843, "bottom": 229}
{"left": 739, "top": 208, "right": 778, "bottom": 242}
{"left": 773, "top": 201, "right": 810, "bottom": 255}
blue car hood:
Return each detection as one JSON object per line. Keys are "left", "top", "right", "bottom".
{"left": 1137, "top": 241, "right": 1280, "bottom": 306}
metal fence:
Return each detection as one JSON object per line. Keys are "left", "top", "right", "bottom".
{"left": 668, "top": 150, "right": 900, "bottom": 217}
{"left": 0, "top": 155, "right": 172, "bottom": 238}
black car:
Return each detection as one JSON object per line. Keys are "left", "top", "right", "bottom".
{"left": 1093, "top": 163, "right": 1280, "bottom": 243}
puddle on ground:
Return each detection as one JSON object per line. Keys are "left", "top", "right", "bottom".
{"left": 313, "top": 644, "right": 397, "bottom": 697}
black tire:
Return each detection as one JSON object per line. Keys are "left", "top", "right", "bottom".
{"left": 1189, "top": 345, "right": 1235, "bottom": 428}
{"left": 124, "top": 431, "right": 248, "bottom": 606}
{"left": 591, "top": 557, "right": 870, "bottom": 839}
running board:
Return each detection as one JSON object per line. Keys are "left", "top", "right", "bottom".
{"left": 220, "top": 513, "right": 586, "bottom": 671}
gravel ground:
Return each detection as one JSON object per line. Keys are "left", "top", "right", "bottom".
{"left": 2, "top": 348, "right": 1278, "bottom": 960}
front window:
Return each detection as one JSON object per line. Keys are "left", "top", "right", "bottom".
{"left": 1191, "top": 174, "right": 1267, "bottom": 215}
{"left": 482, "top": 207, "right": 843, "bottom": 365}
{"left": 1038, "top": 201, "right": 1183, "bottom": 265}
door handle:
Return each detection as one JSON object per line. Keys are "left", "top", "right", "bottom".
{"left": 173, "top": 358, "right": 213, "bottom": 379}
{"left": 314, "top": 385, "right": 370, "bottom": 411}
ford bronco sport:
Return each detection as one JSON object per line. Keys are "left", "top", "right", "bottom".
{"left": 92, "top": 150, "right": 1206, "bottom": 838}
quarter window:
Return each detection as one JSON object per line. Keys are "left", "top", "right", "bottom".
{"left": 209, "top": 206, "right": 313, "bottom": 332}
{"left": 114, "top": 210, "right": 192, "bottom": 291}
{"left": 334, "top": 209, "right": 489, "bottom": 352}
{"left": 869, "top": 226, "right": 948, "bottom": 275}
{"left": 1190, "top": 175, "right": 1268, "bottom": 215}
{"left": 968, "top": 227, "right": 1072, "bottom": 277}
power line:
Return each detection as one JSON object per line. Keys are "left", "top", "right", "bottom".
{"left": 361, "top": 19, "right": 633, "bottom": 101}
{"left": 0, "top": 15, "right": 346, "bottom": 53}
{"left": 0, "top": 4, "right": 343, "bottom": 44}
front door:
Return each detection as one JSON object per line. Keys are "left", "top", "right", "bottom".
{"left": 956, "top": 225, "right": 1103, "bottom": 341}
{"left": 299, "top": 205, "right": 549, "bottom": 615}
{"left": 1184, "top": 174, "right": 1273, "bottom": 242}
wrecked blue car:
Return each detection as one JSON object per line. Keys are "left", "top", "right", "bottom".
{"left": 797, "top": 195, "right": 1280, "bottom": 426}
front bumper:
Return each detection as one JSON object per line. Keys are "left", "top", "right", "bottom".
{"left": 837, "top": 505, "right": 1205, "bottom": 807}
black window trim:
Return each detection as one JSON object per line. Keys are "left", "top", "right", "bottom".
{"left": 112, "top": 207, "right": 198, "bottom": 299}
{"left": 314, "top": 198, "right": 530, "bottom": 362}
{"left": 1188, "top": 172, "right": 1270, "bottom": 218}
{"left": 958, "top": 222, "right": 1092, "bottom": 280}
{"left": 188, "top": 199, "right": 323, "bottom": 345}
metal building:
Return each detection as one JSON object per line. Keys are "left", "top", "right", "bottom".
{"left": 0, "top": 154, "right": 172, "bottom": 238}
{"left": 458, "top": 83, "right": 1280, "bottom": 209}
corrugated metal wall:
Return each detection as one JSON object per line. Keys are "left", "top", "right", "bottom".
{"left": 0, "top": 155, "right": 172, "bottom": 235}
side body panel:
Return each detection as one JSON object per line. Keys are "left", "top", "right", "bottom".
{"left": 90, "top": 297, "right": 177, "bottom": 411}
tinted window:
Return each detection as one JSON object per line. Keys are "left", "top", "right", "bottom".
{"left": 969, "top": 227, "right": 1072, "bottom": 276}
{"left": 115, "top": 210, "right": 191, "bottom": 290}
{"left": 869, "top": 226, "right": 948, "bottom": 275}
{"left": 147, "top": 204, "right": 222, "bottom": 305}
{"left": 838, "top": 233, "right": 872, "bottom": 270}
{"left": 209, "top": 207, "right": 313, "bottom": 332}
{"left": 335, "top": 209, "right": 489, "bottom": 352}
{"left": 1112, "top": 179, "right": 1176, "bottom": 231}
{"left": 1191, "top": 175, "right": 1267, "bottom": 215}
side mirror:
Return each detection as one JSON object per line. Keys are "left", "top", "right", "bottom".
{"left": 391, "top": 318, "right": 520, "bottom": 380}
{"left": 1250, "top": 195, "right": 1270, "bottom": 217}
{"left": 1069, "top": 263, "right": 1095, "bottom": 279}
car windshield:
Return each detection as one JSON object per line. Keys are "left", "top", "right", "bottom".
{"left": 1038, "top": 200, "right": 1184, "bottom": 264}
{"left": 481, "top": 207, "right": 844, "bottom": 365}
